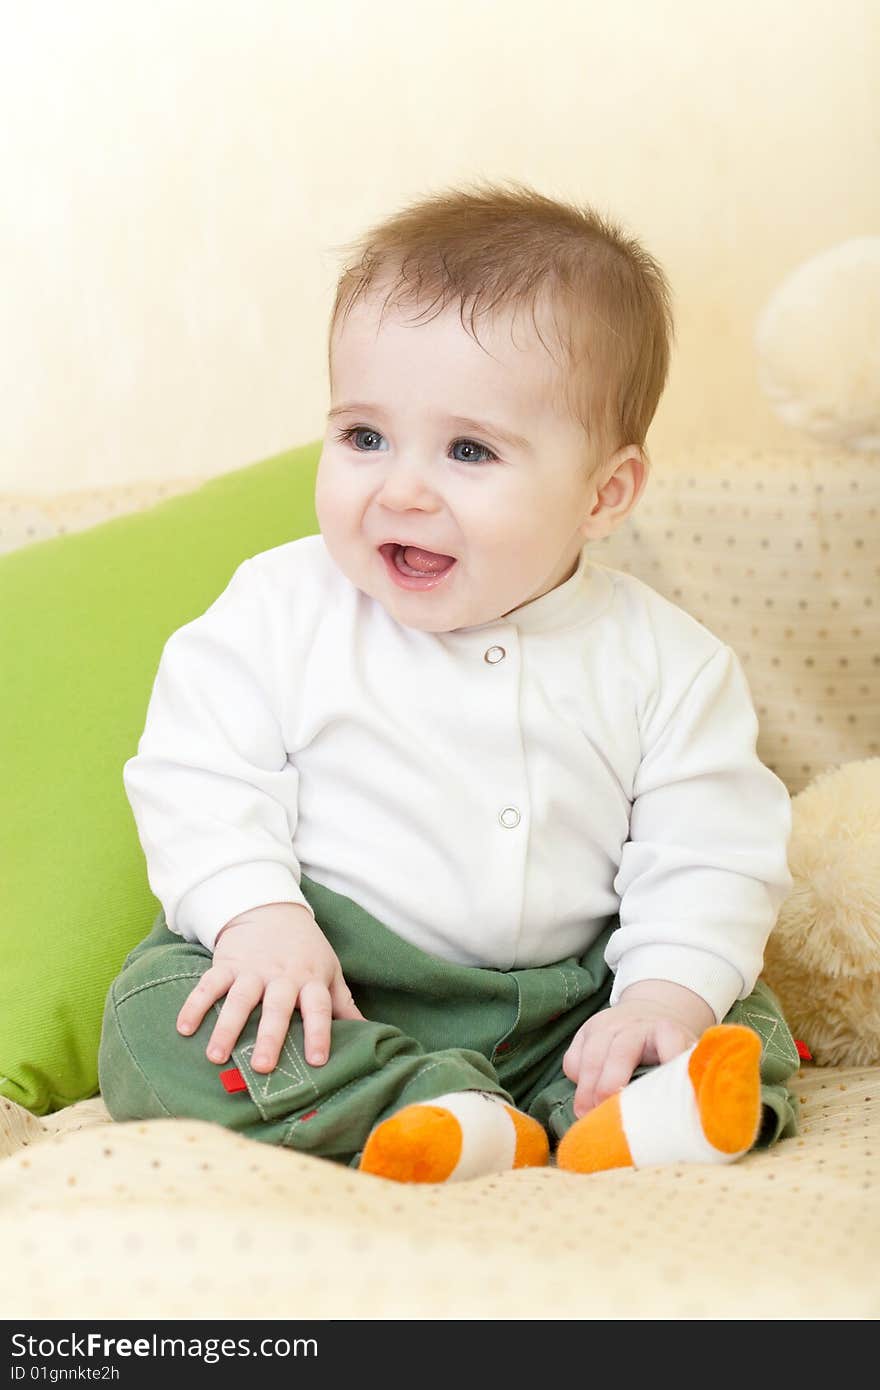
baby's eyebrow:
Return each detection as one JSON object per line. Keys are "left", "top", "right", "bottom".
{"left": 327, "top": 403, "right": 533, "bottom": 453}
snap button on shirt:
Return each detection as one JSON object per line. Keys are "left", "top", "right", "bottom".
{"left": 484, "top": 645, "right": 506, "bottom": 663}
{"left": 499, "top": 806, "right": 521, "bottom": 828}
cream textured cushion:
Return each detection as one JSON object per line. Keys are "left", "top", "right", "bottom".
{"left": 596, "top": 443, "right": 879, "bottom": 795}
{"left": 1, "top": 1065, "right": 878, "bottom": 1319}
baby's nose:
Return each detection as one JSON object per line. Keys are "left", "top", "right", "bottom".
{"left": 379, "top": 460, "right": 437, "bottom": 505}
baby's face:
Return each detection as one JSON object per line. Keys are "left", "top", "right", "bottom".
{"left": 316, "top": 288, "right": 602, "bottom": 633}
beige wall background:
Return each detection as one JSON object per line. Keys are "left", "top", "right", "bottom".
{"left": 1, "top": 0, "right": 877, "bottom": 495}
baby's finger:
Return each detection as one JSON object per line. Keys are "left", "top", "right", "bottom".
{"left": 250, "top": 977, "right": 300, "bottom": 1073}
{"left": 298, "top": 979, "right": 334, "bottom": 1067}
{"left": 562, "top": 1026, "right": 588, "bottom": 1084}
{"left": 591, "top": 1028, "right": 644, "bottom": 1108}
{"left": 573, "top": 1025, "right": 645, "bottom": 1118}
{"left": 330, "top": 973, "right": 367, "bottom": 1022}
{"left": 176, "top": 964, "right": 235, "bottom": 1037}
{"left": 572, "top": 1028, "right": 620, "bottom": 1117}
{"left": 205, "top": 974, "right": 264, "bottom": 1064}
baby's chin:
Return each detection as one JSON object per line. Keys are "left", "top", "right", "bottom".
{"left": 378, "top": 595, "right": 507, "bottom": 635}
{"left": 368, "top": 584, "right": 462, "bottom": 632}
{"left": 362, "top": 581, "right": 489, "bottom": 635}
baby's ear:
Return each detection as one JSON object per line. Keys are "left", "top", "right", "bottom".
{"left": 580, "top": 446, "right": 648, "bottom": 541}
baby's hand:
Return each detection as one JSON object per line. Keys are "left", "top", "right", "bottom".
{"left": 562, "top": 980, "right": 716, "bottom": 1118}
{"left": 175, "top": 902, "right": 366, "bottom": 1074}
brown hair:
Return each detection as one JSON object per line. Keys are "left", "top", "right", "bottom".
{"left": 326, "top": 177, "right": 675, "bottom": 470}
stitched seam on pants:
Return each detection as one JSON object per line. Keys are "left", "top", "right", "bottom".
{"left": 236, "top": 1035, "right": 319, "bottom": 1113}
{"left": 739, "top": 1008, "right": 800, "bottom": 1074}
{"left": 279, "top": 1056, "right": 476, "bottom": 1144}
{"left": 494, "top": 978, "right": 523, "bottom": 1056}
{"left": 107, "top": 992, "right": 174, "bottom": 1119}
{"left": 278, "top": 1065, "right": 386, "bottom": 1140}
{"left": 561, "top": 970, "right": 572, "bottom": 1012}
{"left": 511, "top": 980, "right": 523, "bottom": 1035}
{"left": 399, "top": 1058, "right": 464, "bottom": 1100}
{"left": 114, "top": 969, "right": 206, "bottom": 1008}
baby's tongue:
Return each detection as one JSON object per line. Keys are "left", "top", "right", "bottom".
{"left": 402, "top": 546, "right": 454, "bottom": 573}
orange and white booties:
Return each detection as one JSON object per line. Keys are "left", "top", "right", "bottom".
{"left": 557, "top": 1023, "right": 763, "bottom": 1173}
{"left": 358, "top": 1024, "right": 763, "bottom": 1182}
{"left": 359, "top": 1090, "right": 549, "bottom": 1183}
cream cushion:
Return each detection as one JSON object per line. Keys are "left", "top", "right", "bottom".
{"left": 596, "top": 444, "right": 879, "bottom": 796}
{"left": 1, "top": 1065, "right": 878, "bottom": 1319}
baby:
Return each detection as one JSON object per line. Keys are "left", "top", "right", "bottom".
{"left": 99, "top": 180, "right": 800, "bottom": 1181}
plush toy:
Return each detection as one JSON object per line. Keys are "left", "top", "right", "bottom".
{"left": 762, "top": 758, "right": 880, "bottom": 1067}
{"left": 753, "top": 241, "right": 880, "bottom": 1064}
{"left": 755, "top": 236, "right": 880, "bottom": 450}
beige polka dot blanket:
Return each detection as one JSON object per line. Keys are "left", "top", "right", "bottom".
{"left": 2, "top": 1065, "right": 878, "bottom": 1319}
{"left": 2, "top": 443, "right": 878, "bottom": 1320}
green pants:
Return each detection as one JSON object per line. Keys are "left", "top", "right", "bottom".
{"left": 99, "top": 873, "right": 800, "bottom": 1168}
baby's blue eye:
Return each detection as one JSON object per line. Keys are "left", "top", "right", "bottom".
{"left": 451, "top": 439, "right": 495, "bottom": 464}
{"left": 333, "top": 425, "right": 497, "bottom": 464}
{"left": 335, "top": 426, "right": 385, "bottom": 451}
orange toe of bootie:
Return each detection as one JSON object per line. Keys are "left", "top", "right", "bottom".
{"left": 556, "top": 1092, "right": 634, "bottom": 1174}
{"left": 359, "top": 1105, "right": 462, "bottom": 1183}
{"left": 688, "top": 1023, "right": 762, "bottom": 1155}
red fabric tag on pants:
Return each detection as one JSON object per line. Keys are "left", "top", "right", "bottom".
{"left": 220, "top": 1067, "right": 248, "bottom": 1093}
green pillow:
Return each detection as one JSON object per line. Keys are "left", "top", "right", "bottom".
{"left": 1, "top": 440, "right": 321, "bottom": 1114}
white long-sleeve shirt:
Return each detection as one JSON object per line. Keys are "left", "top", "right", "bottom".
{"left": 122, "top": 534, "right": 793, "bottom": 1023}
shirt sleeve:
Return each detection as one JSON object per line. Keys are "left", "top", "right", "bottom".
{"left": 122, "top": 558, "right": 315, "bottom": 952}
{"left": 605, "top": 643, "right": 794, "bottom": 1022}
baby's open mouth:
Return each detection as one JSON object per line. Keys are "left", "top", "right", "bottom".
{"left": 379, "top": 543, "right": 457, "bottom": 577}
